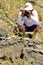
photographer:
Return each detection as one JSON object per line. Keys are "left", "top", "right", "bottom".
{"left": 17, "top": 2, "right": 41, "bottom": 38}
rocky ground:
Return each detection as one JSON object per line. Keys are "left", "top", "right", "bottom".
{"left": 0, "top": 35, "right": 43, "bottom": 65}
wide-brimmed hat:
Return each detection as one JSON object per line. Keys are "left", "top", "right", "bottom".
{"left": 21, "top": 2, "right": 33, "bottom": 11}
{"left": 24, "top": 2, "right": 33, "bottom": 11}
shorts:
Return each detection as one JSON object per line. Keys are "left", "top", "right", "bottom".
{"left": 24, "top": 24, "right": 40, "bottom": 32}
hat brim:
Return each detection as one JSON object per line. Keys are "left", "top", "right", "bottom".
{"left": 24, "top": 6, "right": 33, "bottom": 11}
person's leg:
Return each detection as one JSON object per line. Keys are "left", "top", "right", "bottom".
{"left": 34, "top": 26, "right": 41, "bottom": 34}
{"left": 25, "top": 24, "right": 41, "bottom": 39}
{"left": 24, "top": 24, "right": 34, "bottom": 38}
{"left": 23, "top": 24, "right": 41, "bottom": 39}
{"left": 24, "top": 24, "right": 33, "bottom": 32}
{"left": 32, "top": 25, "right": 41, "bottom": 39}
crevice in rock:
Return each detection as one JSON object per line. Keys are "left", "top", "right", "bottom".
{"left": 39, "top": 52, "right": 43, "bottom": 55}
{"left": 20, "top": 53, "right": 24, "bottom": 59}
{"left": 20, "top": 49, "right": 25, "bottom": 59}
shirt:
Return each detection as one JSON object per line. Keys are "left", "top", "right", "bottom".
{"left": 17, "top": 9, "right": 40, "bottom": 27}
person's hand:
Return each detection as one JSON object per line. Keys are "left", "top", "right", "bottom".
{"left": 21, "top": 10, "right": 25, "bottom": 17}
{"left": 28, "top": 10, "right": 32, "bottom": 17}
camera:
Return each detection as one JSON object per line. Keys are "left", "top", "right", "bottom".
{"left": 24, "top": 11, "right": 29, "bottom": 18}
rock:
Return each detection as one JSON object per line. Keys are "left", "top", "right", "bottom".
{"left": 0, "top": 37, "right": 43, "bottom": 65}
{"left": 0, "top": 40, "right": 8, "bottom": 47}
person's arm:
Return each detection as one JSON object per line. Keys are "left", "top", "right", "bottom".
{"left": 17, "top": 12, "right": 25, "bottom": 31}
{"left": 30, "top": 10, "right": 40, "bottom": 25}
